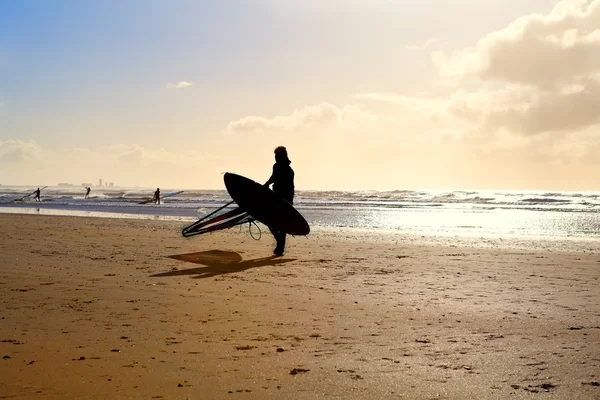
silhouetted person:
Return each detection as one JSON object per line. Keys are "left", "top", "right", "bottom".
{"left": 264, "top": 146, "right": 294, "bottom": 256}
{"left": 154, "top": 188, "right": 161, "bottom": 205}
{"left": 84, "top": 187, "right": 91, "bottom": 199}
{"left": 34, "top": 187, "right": 41, "bottom": 202}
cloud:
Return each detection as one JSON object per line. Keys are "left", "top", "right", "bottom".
{"left": 115, "top": 144, "right": 145, "bottom": 162}
{"left": 0, "top": 140, "right": 223, "bottom": 188}
{"left": 404, "top": 38, "right": 439, "bottom": 51}
{"left": 423, "top": 0, "right": 600, "bottom": 136}
{"left": 166, "top": 81, "right": 193, "bottom": 89}
{"left": 328, "top": 1, "right": 600, "bottom": 147}
{"left": 224, "top": 102, "right": 377, "bottom": 135}
{"left": 432, "top": 0, "right": 600, "bottom": 87}
{"left": 0, "top": 140, "right": 42, "bottom": 162}
{"left": 450, "top": 79, "right": 600, "bottom": 135}
{"left": 331, "top": 1, "right": 600, "bottom": 180}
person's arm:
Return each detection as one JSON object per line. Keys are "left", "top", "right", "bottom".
{"left": 264, "top": 164, "right": 276, "bottom": 187}
{"left": 264, "top": 174, "right": 274, "bottom": 187}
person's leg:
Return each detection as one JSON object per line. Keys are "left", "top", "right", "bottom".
{"left": 276, "top": 195, "right": 291, "bottom": 255}
{"left": 270, "top": 194, "right": 292, "bottom": 256}
{"left": 269, "top": 226, "right": 279, "bottom": 253}
{"left": 277, "top": 232, "right": 287, "bottom": 255}
{"left": 269, "top": 227, "right": 284, "bottom": 255}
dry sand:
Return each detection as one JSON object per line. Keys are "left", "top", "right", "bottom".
{"left": 0, "top": 214, "right": 599, "bottom": 399}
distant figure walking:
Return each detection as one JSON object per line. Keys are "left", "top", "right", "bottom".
{"left": 34, "top": 187, "right": 41, "bottom": 202}
{"left": 154, "top": 188, "right": 161, "bottom": 205}
{"left": 264, "top": 146, "right": 295, "bottom": 257}
{"left": 84, "top": 187, "right": 91, "bottom": 199}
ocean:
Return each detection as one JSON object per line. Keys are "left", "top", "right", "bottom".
{"left": 1, "top": 186, "right": 599, "bottom": 243}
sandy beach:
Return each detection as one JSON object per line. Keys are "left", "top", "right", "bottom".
{"left": 0, "top": 214, "right": 599, "bottom": 399}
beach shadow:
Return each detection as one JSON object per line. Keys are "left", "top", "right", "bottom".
{"left": 151, "top": 249, "right": 296, "bottom": 279}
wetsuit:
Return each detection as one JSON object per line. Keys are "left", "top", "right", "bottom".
{"left": 270, "top": 159, "right": 294, "bottom": 255}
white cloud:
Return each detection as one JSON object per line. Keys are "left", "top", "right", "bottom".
{"left": 404, "top": 38, "right": 439, "bottom": 51}
{"left": 0, "top": 139, "right": 42, "bottom": 162}
{"left": 462, "top": 80, "right": 600, "bottom": 135}
{"left": 0, "top": 141, "right": 222, "bottom": 188}
{"left": 432, "top": 0, "right": 600, "bottom": 87}
{"left": 423, "top": 0, "right": 600, "bottom": 136}
{"left": 224, "top": 102, "right": 377, "bottom": 135}
{"left": 361, "top": 79, "right": 600, "bottom": 138}
{"left": 115, "top": 144, "right": 145, "bottom": 162}
{"left": 166, "top": 81, "right": 193, "bottom": 89}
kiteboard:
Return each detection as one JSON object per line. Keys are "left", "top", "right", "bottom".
{"left": 224, "top": 173, "right": 310, "bottom": 236}
{"left": 139, "top": 190, "right": 184, "bottom": 205}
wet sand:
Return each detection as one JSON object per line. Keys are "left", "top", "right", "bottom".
{"left": 0, "top": 214, "right": 599, "bottom": 399}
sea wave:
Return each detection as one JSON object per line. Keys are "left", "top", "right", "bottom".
{"left": 1, "top": 187, "right": 599, "bottom": 213}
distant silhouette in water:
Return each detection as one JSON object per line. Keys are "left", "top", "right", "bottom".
{"left": 34, "top": 187, "right": 41, "bottom": 202}
{"left": 154, "top": 188, "right": 161, "bottom": 205}
{"left": 84, "top": 187, "right": 91, "bottom": 199}
{"left": 264, "top": 146, "right": 294, "bottom": 257}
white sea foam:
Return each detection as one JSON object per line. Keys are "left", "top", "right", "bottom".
{"left": 0, "top": 186, "right": 598, "bottom": 241}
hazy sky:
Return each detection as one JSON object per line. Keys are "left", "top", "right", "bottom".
{"left": 1, "top": 0, "right": 598, "bottom": 190}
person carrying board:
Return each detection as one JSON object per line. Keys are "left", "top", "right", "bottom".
{"left": 264, "top": 146, "right": 295, "bottom": 257}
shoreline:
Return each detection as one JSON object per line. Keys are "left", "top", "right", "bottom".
{"left": 0, "top": 208, "right": 598, "bottom": 252}
{"left": 1, "top": 214, "right": 599, "bottom": 399}
{"left": 2, "top": 190, "right": 599, "bottom": 243}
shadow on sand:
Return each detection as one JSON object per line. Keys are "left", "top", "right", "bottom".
{"left": 151, "top": 249, "right": 296, "bottom": 280}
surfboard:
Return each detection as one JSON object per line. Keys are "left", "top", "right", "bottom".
{"left": 139, "top": 190, "right": 184, "bottom": 205}
{"left": 224, "top": 173, "right": 309, "bottom": 236}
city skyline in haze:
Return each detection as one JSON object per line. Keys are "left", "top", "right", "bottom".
{"left": 1, "top": 0, "right": 599, "bottom": 191}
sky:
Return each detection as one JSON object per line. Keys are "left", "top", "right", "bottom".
{"left": 1, "top": 0, "right": 599, "bottom": 190}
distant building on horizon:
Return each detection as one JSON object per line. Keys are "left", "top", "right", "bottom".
{"left": 58, "top": 183, "right": 75, "bottom": 187}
